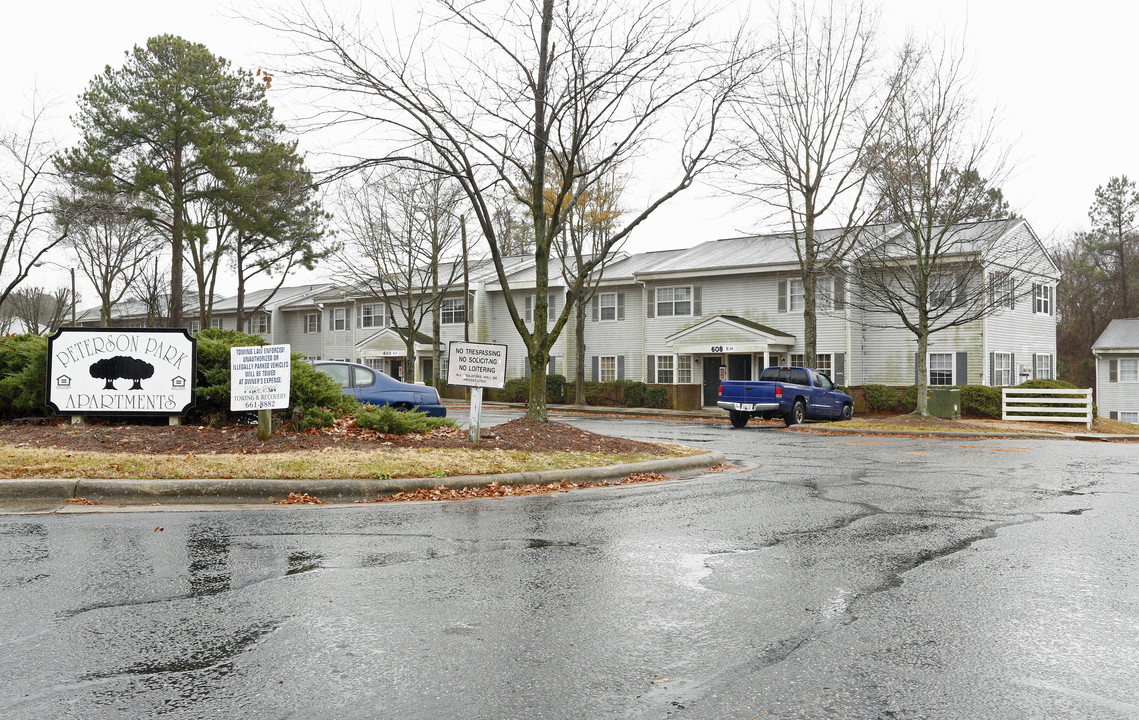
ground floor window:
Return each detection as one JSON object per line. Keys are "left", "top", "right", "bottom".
{"left": 1121, "top": 411, "right": 1139, "bottom": 424}
{"left": 993, "top": 352, "right": 1012, "bottom": 386}
{"left": 677, "top": 355, "right": 693, "bottom": 384}
{"left": 790, "top": 353, "right": 832, "bottom": 376}
{"left": 929, "top": 353, "right": 954, "bottom": 386}
{"left": 656, "top": 355, "right": 674, "bottom": 384}
{"left": 1034, "top": 353, "right": 1053, "bottom": 380}
{"left": 600, "top": 356, "right": 617, "bottom": 382}
{"left": 364, "top": 358, "right": 384, "bottom": 370}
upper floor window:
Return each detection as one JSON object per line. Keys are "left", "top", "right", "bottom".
{"left": 1034, "top": 284, "right": 1053, "bottom": 315}
{"left": 304, "top": 313, "right": 321, "bottom": 334}
{"left": 361, "top": 303, "right": 385, "bottom": 328}
{"left": 442, "top": 297, "right": 466, "bottom": 324}
{"left": 332, "top": 308, "right": 347, "bottom": 331}
{"left": 786, "top": 278, "right": 833, "bottom": 312}
{"left": 989, "top": 272, "right": 1015, "bottom": 310}
{"left": 930, "top": 272, "right": 961, "bottom": 308}
{"left": 656, "top": 286, "right": 691, "bottom": 317}
{"left": 599, "top": 292, "right": 617, "bottom": 321}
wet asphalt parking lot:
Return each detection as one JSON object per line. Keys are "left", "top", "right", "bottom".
{"left": 1, "top": 411, "right": 1137, "bottom": 719}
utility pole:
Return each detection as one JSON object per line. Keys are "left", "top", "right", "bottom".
{"left": 70, "top": 268, "right": 76, "bottom": 326}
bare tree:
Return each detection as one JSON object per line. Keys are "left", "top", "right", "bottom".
{"left": 64, "top": 194, "right": 161, "bottom": 325}
{"left": 337, "top": 166, "right": 465, "bottom": 383}
{"left": 5, "top": 285, "right": 73, "bottom": 334}
{"left": 1, "top": 97, "right": 78, "bottom": 310}
{"left": 850, "top": 42, "right": 1031, "bottom": 415}
{"left": 130, "top": 256, "right": 184, "bottom": 329}
{"left": 730, "top": 0, "right": 896, "bottom": 365}
{"left": 258, "top": 0, "right": 753, "bottom": 419}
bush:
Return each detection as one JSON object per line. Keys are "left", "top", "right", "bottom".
{"left": 0, "top": 334, "right": 49, "bottom": 419}
{"left": 1010, "top": 378, "right": 1096, "bottom": 419}
{"left": 958, "top": 385, "right": 1002, "bottom": 418}
{"left": 645, "top": 385, "right": 668, "bottom": 408}
{"left": 353, "top": 403, "right": 455, "bottom": 434}
{"left": 546, "top": 373, "right": 566, "bottom": 404}
{"left": 495, "top": 378, "right": 530, "bottom": 403}
{"left": 863, "top": 384, "right": 903, "bottom": 413}
{"left": 584, "top": 380, "right": 623, "bottom": 406}
{"left": 622, "top": 380, "right": 647, "bottom": 407}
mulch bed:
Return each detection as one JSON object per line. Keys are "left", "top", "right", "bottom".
{"left": 0, "top": 417, "right": 669, "bottom": 456}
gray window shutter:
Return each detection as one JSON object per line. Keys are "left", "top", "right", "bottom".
{"left": 467, "top": 292, "right": 475, "bottom": 323}
{"left": 1049, "top": 286, "right": 1055, "bottom": 316}
{"left": 592, "top": 294, "right": 599, "bottom": 321}
{"left": 646, "top": 355, "right": 656, "bottom": 383}
{"left": 617, "top": 355, "right": 625, "bottom": 381}
{"left": 834, "top": 352, "right": 845, "bottom": 386}
{"left": 956, "top": 352, "right": 968, "bottom": 386}
{"left": 692, "top": 285, "right": 701, "bottom": 316}
{"left": 549, "top": 293, "right": 557, "bottom": 319}
{"left": 591, "top": 355, "right": 599, "bottom": 382}
{"left": 646, "top": 289, "right": 655, "bottom": 318}
{"left": 525, "top": 295, "right": 532, "bottom": 323}
{"left": 524, "top": 360, "right": 531, "bottom": 379}
{"left": 989, "top": 352, "right": 995, "bottom": 386}
{"left": 549, "top": 356, "right": 556, "bottom": 375}
{"left": 357, "top": 304, "right": 362, "bottom": 327}
{"left": 346, "top": 309, "right": 352, "bottom": 330}
{"left": 778, "top": 280, "right": 788, "bottom": 312}
{"left": 1110, "top": 411, "right": 1119, "bottom": 420}
{"left": 1110, "top": 359, "right": 1118, "bottom": 382}
{"left": 834, "top": 276, "right": 845, "bottom": 311}
{"left": 617, "top": 293, "right": 625, "bottom": 321}
{"left": 1032, "top": 283, "right": 1039, "bottom": 312}
{"left": 1010, "top": 353, "right": 1016, "bottom": 383}
{"left": 1032, "top": 354, "right": 1038, "bottom": 380}
{"left": 915, "top": 352, "right": 920, "bottom": 385}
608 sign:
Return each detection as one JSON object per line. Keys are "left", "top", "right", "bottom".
{"left": 709, "top": 345, "right": 737, "bottom": 353}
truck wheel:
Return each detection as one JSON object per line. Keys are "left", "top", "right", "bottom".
{"left": 729, "top": 411, "right": 748, "bottom": 428}
{"left": 841, "top": 403, "right": 853, "bottom": 421}
{"left": 784, "top": 400, "right": 805, "bottom": 427}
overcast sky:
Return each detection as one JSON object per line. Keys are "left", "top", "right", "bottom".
{"left": 3, "top": 0, "right": 1135, "bottom": 292}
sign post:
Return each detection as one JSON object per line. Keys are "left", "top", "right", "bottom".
{"left": 229, "top": 344, "right": 292, "bottom": 441}
{"left": 446, "top": 341, "right": 508, "bottom": 442}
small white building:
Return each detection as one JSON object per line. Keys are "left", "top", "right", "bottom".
{"left": 1092, "top": 318, "right": 1139, "bottom": 423}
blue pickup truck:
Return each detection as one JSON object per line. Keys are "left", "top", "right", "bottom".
{"left": 717, "top": 366, "right": 853, "bottom": 428}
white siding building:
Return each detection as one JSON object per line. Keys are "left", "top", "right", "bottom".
{"left": 1092, "top": 318, "right": 1139, "bottom": 423}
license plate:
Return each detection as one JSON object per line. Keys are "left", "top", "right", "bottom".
{"left": 737, "top": 403, "right": 755, "bottom": 411}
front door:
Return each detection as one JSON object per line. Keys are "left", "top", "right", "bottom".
{"left": 703, "top": 356, "right": 723, "bottom": 406}
{"left": 389, "top": 359, "right": 403, "bottom": 381}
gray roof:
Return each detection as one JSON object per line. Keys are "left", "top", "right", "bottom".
{"left": 1092, "top": 318, "right": 1139, "bottom": 351}
{"left": 212, "top": 284, "right": 331, "bottom": 312}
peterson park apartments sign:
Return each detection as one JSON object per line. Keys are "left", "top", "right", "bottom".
{"left": 46, "top": 328, "right": 197, "bottom": 416}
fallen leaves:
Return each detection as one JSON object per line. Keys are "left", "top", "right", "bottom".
{"left": 65, "top": 497, "right": 100, "bottom": 505}
{"left": 275, "top": 492, "right": 325, "bottom": 505}
{"left": 372, "top": 472, "right": 673, "bottom": 503}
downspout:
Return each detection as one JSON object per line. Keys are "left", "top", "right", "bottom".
{"left": 635, "top": 277, "right": 648, "bottom": 382}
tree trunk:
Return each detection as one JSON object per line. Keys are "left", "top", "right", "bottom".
{"left": 170, "top": 150, "right": 184, "bottom": 329}
{"left": 915, "top": 330, "right": 929, "bottom": 416}
{"left": 575, "top": 295, "right": 586, "bottom": 404}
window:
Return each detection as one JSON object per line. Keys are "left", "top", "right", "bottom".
{"left": 249, "top": 315, "right": 270, "bottom": 334}
{"left": 656, "top": 286, "right": 692, "bottom": 317}
{"left": 656, "top": 355, "right": 674, "bottom": 384}
{"left": 189, "top": 320, "right": 200, "bottom": 334}
{"left": 993, "top": 352, "right": 1012, "bottom": 387}
{"left": 929, "top": 353, "right": 954, "bottom": 386}
{"left": 1120, "top": 411, "right": 1139, "bottom": 424}
{"left": 677, "top": 355, "right": 693, "bottom": 384}
{"left": 790, "top": 353, "right": 832, "bottom": 375}
{"left": 989, "top": 272, "right": 1014, "bottom": 309}
{"left": 1034, "top": 284, "right": 1053, "bottom": 315}
{"left": 364, "top": 358, "right": 384, "bottom": 370}
{"left": 1034, "top": 353, "right": 1053, "bottom": 380}
{"left": 361, "top": 304, "right": 385, "bottom": 328}
{"left": 787, "top": 278, "right": 832, "bottom": 312}
{"left": 332, "top": 308, "right": 346, "bottom": 331}
{"left": 210, "top": 317, "right": 222, "bottom": 329}
{"left": 442, "top": 297, "right": 466, "bottom": 324}
{"left": 599, "top": 292, "right": 617, "bottom": 321}
{"left": 600, "top": 356, "right": 617, "bottom": 382}
{"left": 930, "top": 272, "right": 960, "bottom": 308}
{"left": 1119, "top": 358, "right": 1138, "bottom": 382}
{"left": 789, "top": 279, "right": 805, "bottom": 312}
{"left": 304, "top": 313, "right": 321, "bottom": 334}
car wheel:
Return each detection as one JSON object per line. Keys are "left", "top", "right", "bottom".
{"left": 784, "top": 399, "right": 805, "bottom": 427}
{"left": 391, "top": 402, "right": 414, "bottom": 412}
{"left": 729, "top": 411, "right": 748, "bottom": 428}
{"left": 841, "top": 403, "right": 853, "bottom": 421}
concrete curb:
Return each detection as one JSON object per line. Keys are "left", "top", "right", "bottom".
{"left": 0, "top": 451, "right": 726, "bottom": 505}
{"left": 789, "top": 425, "right": 1139, "bottom": 441}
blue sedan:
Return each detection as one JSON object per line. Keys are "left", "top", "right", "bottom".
{"left": 313, "top": 361, "right": 447, "bottom": 417}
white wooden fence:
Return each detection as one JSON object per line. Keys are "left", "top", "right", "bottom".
{"left": 1001, "top": 388, "right": 1093, "bottom": 430}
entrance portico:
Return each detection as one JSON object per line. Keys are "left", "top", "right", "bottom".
{"left": 664, "top": 315, "right": 795, "bottom": 406}
{"left": 357, "top": 328, "right": 435, "bottom": 383}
